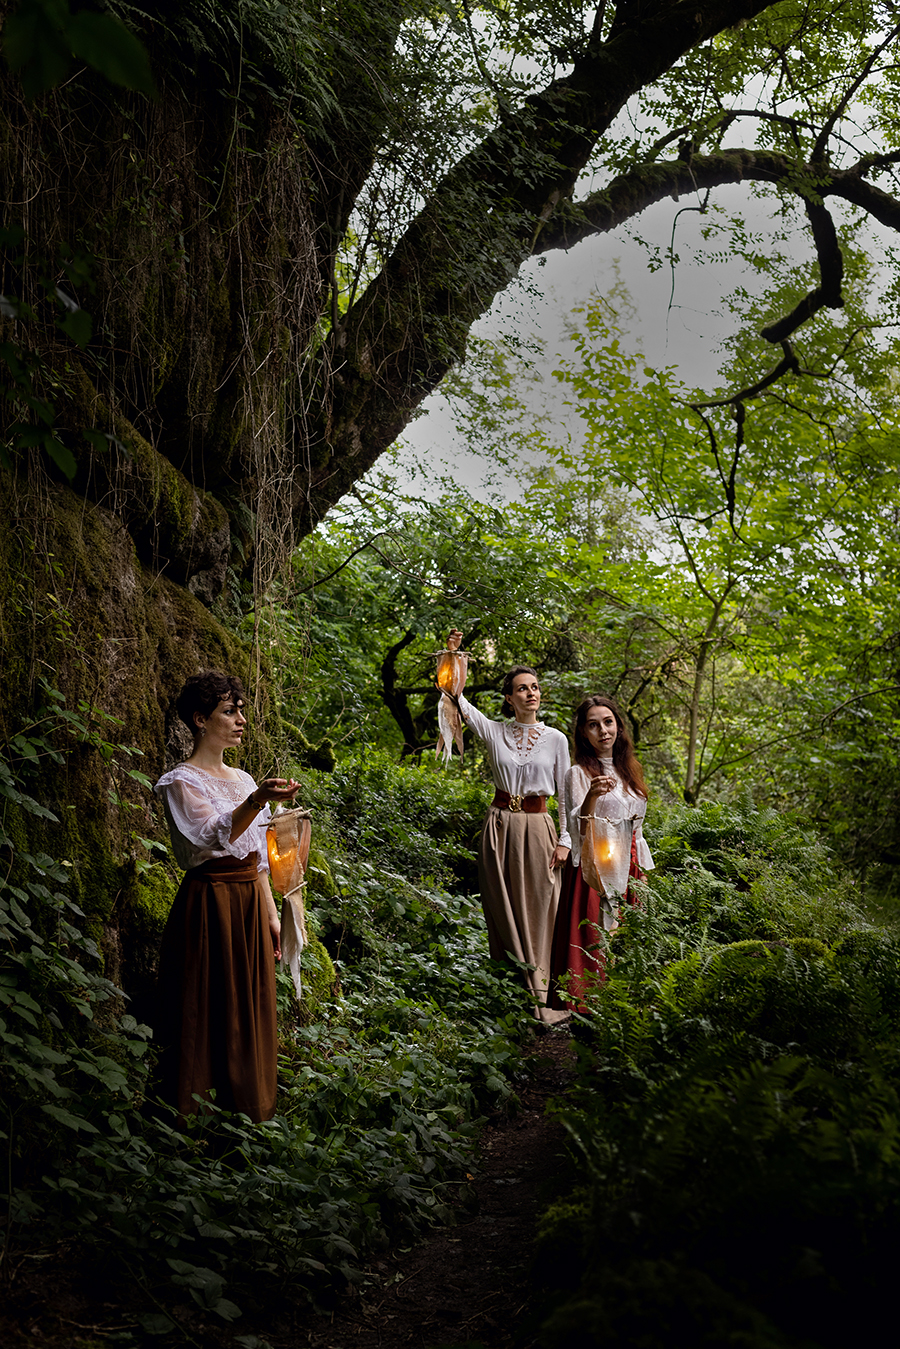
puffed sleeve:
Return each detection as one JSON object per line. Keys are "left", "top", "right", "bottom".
{"left": 553, "top": 731, "right": 572, "bottom": 851}
{"left": 159, "top": 777, "right": 236, "bottom": 852}
{"left": 564, "top": 765, "right": 589, "bottom": 867}
{"left": 633, "top": 803, "right": 655, "bottom": 872}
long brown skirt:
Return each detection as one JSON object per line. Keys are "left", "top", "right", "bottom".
{"left": 549, "top": 837, "right": 645, "bottom": 1012}
{"left": 478, "top": 807, "right": 564, "bottom": 1023}
{"left": 156, "top": 853, "right": 278, "bottom": 1122}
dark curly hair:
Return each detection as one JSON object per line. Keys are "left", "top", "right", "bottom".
{"left": 500, "top": 665, "right": 540, "bottom": 718}
{"left": 573, "top": 694, "right": 647, "bottom": 799}
{"left": 175, "top": 671, "right": 246, "bottom": 735}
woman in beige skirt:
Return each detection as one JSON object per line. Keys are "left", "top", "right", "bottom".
{"left": 154, "top": 671, "right": 299, "bottom": 1121}
{"left": 446, "top": 631, "right": 571, "bottom": 1023}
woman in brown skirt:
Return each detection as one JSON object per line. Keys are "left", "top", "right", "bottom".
{"left": 446, "top": 631, "right": 571, "bottom": 1024}
{"left": 154, "top": 671, "right": 299, "bottom": 1121}
{"left": 549, "top": 695, "right": 653, "bottom": 1011}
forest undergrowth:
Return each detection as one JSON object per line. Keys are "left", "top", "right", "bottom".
{"left": 0, "top": 745, "right": 532, "bottom": 1343}
{"left": 533, "top": 801, "right": 900, "bottom": 1348}
{"left": 2, "top": 733, "right": 898, "bottom": 1348}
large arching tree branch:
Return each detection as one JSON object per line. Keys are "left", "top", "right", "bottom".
{"left": 304, "top": 54, "right": 900, "bottom": 532}
{"left": 301, "top": 0, "right": 780, "bottom": 530}
{"left": 535, "top": 148, "right": 900, "bottom": 251}
{"left": 543, "top": 147, "right": 900, "bottom": 395}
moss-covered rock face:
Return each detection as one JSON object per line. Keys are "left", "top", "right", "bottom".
{"left": 1, "top": 74, "right": 324, "bottom": 569}
{"left": 305, "top": 843, "right": 337, "bottom": 900}
{"left": 0, "top": 470, "right": 270, "bottom": 995}
{"left": 275, "top": 905, "right": 340, "bottom": 1036}
{"left": 64, "top": 365, "right": 232, "bottom": 602}
{"left": 0, "top": 64, "right": 335, "bottom": 1005}
{"left": 282, "top": 720, "right": 336, "bottom": 773}
{"left": 298, "top": 933, "right": 340, "bottom": 1027}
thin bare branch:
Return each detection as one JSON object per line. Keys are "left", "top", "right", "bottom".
{"left": 690, "top": 340, "right": 800, "bottom": 409}
{"left": 811, "top": 24, "right": 900, "bottom": 163}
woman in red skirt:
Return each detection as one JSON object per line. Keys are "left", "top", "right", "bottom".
{"left": 549, "top": 695, "right": 653, "bottom": 1012}
{"left": 154, "top": 671, "right": 299, "bottom": 1121}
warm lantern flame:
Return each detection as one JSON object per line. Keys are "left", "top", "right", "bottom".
{"left": 434, "top": 647, "right": 470, "bottom": 764}
{"left": 266, "top": 808, "right": 311, "bottom": 896}
{"left": 266, "top": 832, "right": 286, "bottom": 872}
{"left": 583, "top": 815, "right": 634, "bottom": 898}
{"left": 436, "top": 650, "right": 465, "bottom": 695}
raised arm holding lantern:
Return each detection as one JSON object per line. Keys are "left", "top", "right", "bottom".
{"left": 444, "top": 629, "right": 571, "bottom": 1025}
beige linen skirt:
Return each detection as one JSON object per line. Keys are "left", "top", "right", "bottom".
{"left": 156, "top": 852, "right": 278, "bottom": 1122}
{"left": 478, "top": 807, "right": 563, "bottom": 1022}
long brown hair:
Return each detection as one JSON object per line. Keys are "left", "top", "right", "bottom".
{"left": 573, "top": 695, "right": 647, "bottom": 799}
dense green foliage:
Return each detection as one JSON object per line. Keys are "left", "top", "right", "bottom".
{"left": 281, "top": 478, "right": 633, "bottom": 756}
{"left": 279, "top": 238, "right": 900, "bottom": 886}
{"left": 3, "top": 659, "right": 898, "bottom": 1346}
{"left": 0, "top": 740, "right": 530, "bottom": 1335}
{"left": 534, "top": 802, "right": 898, "bottom": 1347}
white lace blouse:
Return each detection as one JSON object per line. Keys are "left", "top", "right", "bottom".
{"left": 155, "top": 763, "right": 271, "bottom": 874}
{"left": 564, "top": 761, "right": 654, "bottom": 872}
{"left": 457, "top": 694, "right": 572, "bottom": 849}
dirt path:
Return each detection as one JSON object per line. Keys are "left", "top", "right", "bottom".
{"left": 0, "top": 1035, "right": 575, "bottom": 1349}
{"left": 298, "top": 1033, "right": 575, "bottom": 1349}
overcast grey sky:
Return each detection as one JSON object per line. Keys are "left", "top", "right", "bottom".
{"left": 395, "top": 185, "right": 814, "bottom": 499}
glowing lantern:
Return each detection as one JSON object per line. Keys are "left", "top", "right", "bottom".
{"left": 581, "top": 814, "right": 635, "bottom": 903}
{"left": 436, "top": 650, "right": 466, "bottom": 695}
{"left": 266, "top": 807, "right": 312, "bottom": 1000}
{"left": 434, "top": 647, "right": 469, "bottom": 764}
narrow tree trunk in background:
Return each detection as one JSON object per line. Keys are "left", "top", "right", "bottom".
{"left": 684, "top": 601, "right": 725, "bottom": 804}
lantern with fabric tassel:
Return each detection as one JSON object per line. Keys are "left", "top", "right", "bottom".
{"left": 434, "top": 646, "right": 469, "bottom": 765}
{"left": 266, "top": 807, "right": 312, "bottom": 1000}
{"left": 581, "top": 814, "right": 635, "bottom": 915}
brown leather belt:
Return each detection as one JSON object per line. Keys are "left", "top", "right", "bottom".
{"left": 492, "top": 791, "right": 547, "bottom": 814}
{"left": 187, "top": 852, "right": 260, "bottom": 883}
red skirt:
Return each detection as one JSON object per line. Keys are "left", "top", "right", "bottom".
{"left": 548, "top": 835, "right": 645, "bottom": 1011}
{"left": 156, "top": 853, "right": 278, "bottom": 1122}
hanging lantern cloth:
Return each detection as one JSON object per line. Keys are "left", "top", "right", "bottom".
{"left": 266, "top": 807, "right": 312, "bottom": 1000}
{"left": 434, "top": 648, "right": 469, "bottom": 765}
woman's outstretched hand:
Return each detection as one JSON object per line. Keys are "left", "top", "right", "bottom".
{"left": 446, "top": 629, "right": 464, "bottom": 651}
{"left": 231, "top": 778, "right": 301, "bottom": 844}
{"left": 258, "top": 777, "right": 301, "bottom": 805}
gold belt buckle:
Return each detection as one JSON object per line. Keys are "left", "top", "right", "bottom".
{"left": 508, "top": 794, "right": 523, "bottom": 812}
